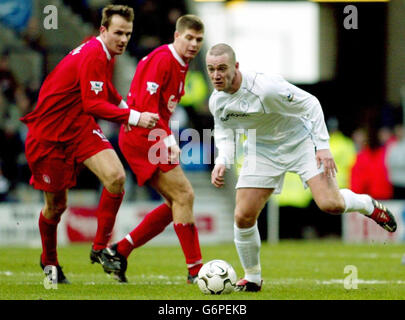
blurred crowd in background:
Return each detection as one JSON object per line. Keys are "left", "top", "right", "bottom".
{"left": 0, "top": 0, "right": 213, "bottom": 201}
{"left": 0, "top": 0, "right": 404, "bottom": 238}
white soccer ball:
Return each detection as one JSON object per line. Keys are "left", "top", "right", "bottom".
{"left": 197, "top": 259, "right": 237, "bottom": 295}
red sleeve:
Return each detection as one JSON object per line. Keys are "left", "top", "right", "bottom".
{"left": 80, "top": 56, "right": 129, "bottom": 123}
{"left": 130, "top": 53, "right": 172, "bottom": 135}
{"left": 107, "top": 58, "right": 123, "bottom": 105}
{"left": 107, "top": 80, "right": 123, "bottom": 106}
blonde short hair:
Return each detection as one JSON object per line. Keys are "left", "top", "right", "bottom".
{"left": 176, "top": 14, "right": 204, "bottom": 34}
{"left": 207, "top": 43, "right": 236, "bottom": 64}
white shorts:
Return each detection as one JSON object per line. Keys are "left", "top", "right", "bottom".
{"left": 235, "top": 137, "right": 323, "bottom": 193}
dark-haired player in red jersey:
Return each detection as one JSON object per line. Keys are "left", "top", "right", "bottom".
{"left": 103, "top": 15, "right": 205, "bottom": 284}
{"left": 20, "top": 5, "right": 159, "bottom": 283}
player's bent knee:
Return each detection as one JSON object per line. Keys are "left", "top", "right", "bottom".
{"left": 174, "top": 187, "right": 194, "bottom": 207}
{"left": 234, "top": 211, "right": 256, "bottom": 228}
{"left": 186, "top": 188, "right": 195, "bottom": 203}
{"left": 45, "top": 203, "right": 67, "bottom": 219}
{"left": 104, "top": 170, "right": 126, "bottom": 194}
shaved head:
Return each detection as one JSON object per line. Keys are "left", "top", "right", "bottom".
{"left": 207, "top": 43, "right": 236, "bottom": 64}
{"left": 206, "top": 43, "right": 241, "bottom": 93}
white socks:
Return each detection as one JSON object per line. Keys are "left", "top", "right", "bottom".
{"left": 234, "top": 222, "right": 262, "bottom": 284}
{"left": 340, "top": 188, "right": 374, "bottom": 215}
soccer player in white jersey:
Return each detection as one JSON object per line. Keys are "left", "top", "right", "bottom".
{"left": 206, "top": 43, "right": 397, "bottom": 292}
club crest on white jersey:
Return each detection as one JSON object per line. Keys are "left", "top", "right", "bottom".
{"left": 147, "top": 81, "right": 159, "bottom": 95}
{"left": 283, "top": 88, "right": 294, "bottom": 102}
{"left": 90, "top": 81, "right": 104, "bottom": 95}
{"left": 239, "top": 99, "right": 249, "bottom": 112}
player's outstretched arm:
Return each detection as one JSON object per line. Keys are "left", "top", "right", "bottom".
{"left": 211, "top": 164, "right": 226, "bottom": 188}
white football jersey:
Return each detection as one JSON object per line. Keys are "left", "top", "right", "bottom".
{"left": 209, "top": 70, "right": 330, "bottom": 167}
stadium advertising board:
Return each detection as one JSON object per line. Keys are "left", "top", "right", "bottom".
{"left": 0, "top": 201, "right": 233, "bottom": 246}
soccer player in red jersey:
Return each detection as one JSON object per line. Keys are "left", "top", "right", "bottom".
{"left": 20, "top": 5, "right": 159, "bottom": 283}
{"left": 105, "top": 15, "right": 205, "bottom": 283}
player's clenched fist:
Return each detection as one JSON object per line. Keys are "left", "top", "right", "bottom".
{"left": 211, "top": 164, "right": 226, "bottom": 188}
{"left": 316, "top": 149, "right": 337, "bottom": 178}
{"left": 137, "top": 112, "right": 159, "bottom": 128}
{"left": 168, "top": 144, "right": 181, "bottom": 164}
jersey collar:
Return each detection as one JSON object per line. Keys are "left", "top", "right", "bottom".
{"left": 96, "top": 36, "right": 111, "bottom": 61}
{"left": 168, "top": 44, "right": 186, "bottom": 67}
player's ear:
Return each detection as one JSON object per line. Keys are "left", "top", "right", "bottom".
{"left": 174, "top": 31, "right": 180, "bottom": 40}
{"left": 235, "top": 62, "right": 239, "bottom": 70}
{"left": 99, "top": 25, "right": 107, "bottom": 36}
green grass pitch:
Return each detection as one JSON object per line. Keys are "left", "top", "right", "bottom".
{"left": 1, "top": 240, "right": 405, "bottom": 300}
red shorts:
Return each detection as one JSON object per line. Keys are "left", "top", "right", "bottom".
{"left": 118, "top": 126, "right": 178, "bottom": 186}
{"left": 25, "top": 124, "right": 113, "bottom": 192}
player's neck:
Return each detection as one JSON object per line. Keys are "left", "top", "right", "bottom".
{"left": 171, "top": 43, "right": 189, "bottom": 65}
{"left": 98, "top": 35, "right": 115, "bottom": 59}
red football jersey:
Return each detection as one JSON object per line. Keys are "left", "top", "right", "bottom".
{"left": 125, "top": 44, "right": 188, "bottom": 145}
{"left": 21, "top": 37, "right": 130, "bottom": 143}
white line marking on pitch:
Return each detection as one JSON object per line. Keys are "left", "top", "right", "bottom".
{"left": 267, "top": 278, "right": 405, "bottom": 285}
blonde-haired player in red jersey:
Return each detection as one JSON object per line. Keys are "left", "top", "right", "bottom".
{"left": 20, "top": 5, "right": 159, "bottom": 283}
{"left": 104, "top": 15, "right": 205, "bottom": 283}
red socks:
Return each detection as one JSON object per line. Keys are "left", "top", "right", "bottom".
{"left": 39, "top": 211, "right": 60, "bottom": 266}
{"left": 92, "top": 188, "right": 124, "bottom": 251}
{"left": 117, "top": 203, "right": 173, "bottom": 257}
{"left": 174, "top": 223, "right": 203, "bottom": 276}
{"left": 115, "top": 203, "right": 203, "bottom": 276}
